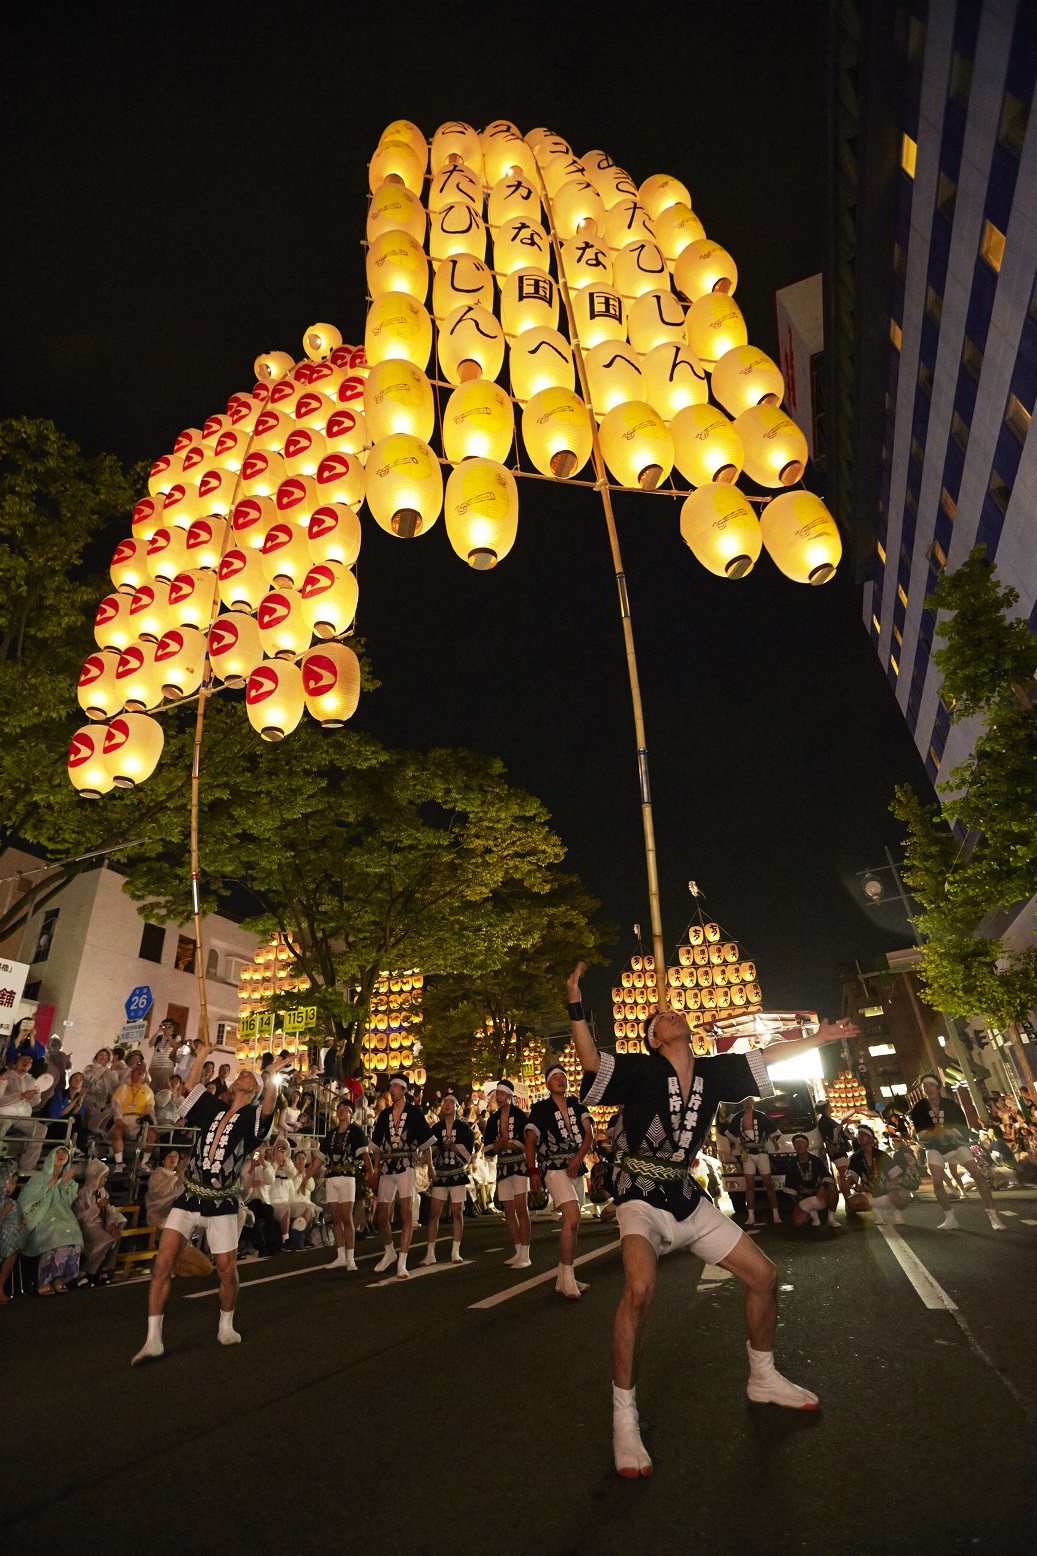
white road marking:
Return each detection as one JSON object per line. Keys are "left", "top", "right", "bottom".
{"left": 877, "top": 1226, "right": 958, "bottom": 1311}
{"left": 1000, "top": 1209, "right": 1018, "bottom": 1217}
{"left": 1020, "top": 1218, "right": 1037, "bottom": 1225}
{"left": 468, "top": 1239, "right": 621, "bottom": 1309}
{"left": 367, "top": 1260, "right": 470, "bottom": 1289}
{"left": 185, "top": 1240, "right": 448, "bottom": 1299}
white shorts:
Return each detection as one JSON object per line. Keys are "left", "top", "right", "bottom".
{"left": 378, "top": 1169, "right": 415, "bottom": 1203}
{"left": 164, "top": 1206, "right": 240, "bottom": 1256}
{"left": 545, "top": 1169, "right": 586, "bottom": 1208}
{"left": 324, "top": 1177, "right": 356, "bottom": 1204}
{"left": 119, "top": 1115, "right": 146, "bottom": 1139}
{"left": 616, "top": 1196, "right": 741, "bottom": 1266}
{"left": 431, "top": 1183, "right": 467, "bottom": 1205}
{"left": 743, "top": 1153, "right": 773, "bottom": 1176}
{"left": 926, "top": 1145, "right": 973, "bottom": 1171}
{"left": 497, "top": 1175, "right": 529, "bottom": 1203}
{"left": 798, "top": 1195, "right": 828, "bottom": 1213}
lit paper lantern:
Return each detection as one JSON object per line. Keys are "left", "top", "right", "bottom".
{"left": 679, "top": 486, "right": 762, "bottom": 579}
{"left": 483, "top": 124, "right": 536, "bottom": 184}
{"left": 67, "top": 725, "right": 114, "bottom": 798}
{"left": 552, "top": 178, "right": 605, "bottom": 239}
{"left": 494, "top": 216, "right": 551, "bottom": 276}
{"left": 711, "top": 345, "right": 785, "bottom": 417}
{"left": 592, "top": 165, "right": 640, "bottom": 210}
{"left": 487, "top": 174, "right": 541, "bottom": 228}
{"left": 77, "top": 649, "right": 124, "bottom": 720}
{"left": 240, "top": 449, "right": 287, "bottom": 498}
{"left": 430, "top": 202, "right": 486, "bottom": 266}
{"left": 584, "top": 340, "right": 646, "bottom": 418}
{"left": 261, "top": 522, "right": 312, "bottom": 588}
{"left": 366, "top": 229, "right": 429, "bottom": 301}
{"left": 167, "top": 568, "right": 218, "bottom": 629}
{"left": 315, "top": 451, "right": 365, "bottom": 508}
{"left": 110, "top": 537, "right": 149, "bottom": 595}
{"left": 364, "top": 360, "right": 435, "bottom": 443}
{"left": 573, "top": 284, "right": 626, "bottom": 348}
{"left": 283, "top": 426, "right": 327, "bottom": 477}
{"left": 367, "top": 181, "right": 427, "bottom": 245}
{"left": 521, "top": 387, "right": 593, "bottom": 477}
{"left": 500, "top": 268, "right": 557, "bottom": 335}
{"left": 128, "top": 578, "right": 172, "bottom": 642}
{"left": 301, "top": 643, "right": 362, "bottom": 727}
{"left": 193, "top": 464, "right": 234, "bottom": 515}
{"left": 245, "top": 660, "right": 304, "bottom": 741}
{"left": 603, "top": 198, "right": 655, "bottom": 251}
{"left": 296, "top": 358, "right": 345, "bottom": 398}
{"left": 542, "top": 152, "right": 588, "bottom": 197}
{"left": 365, "top": 434, "right": 443, "bottom": 538}
{"left": 509, "top": 326, "right": 575, "bottom": 404}
{"left": 131, "top": 496, "right": 164, "bottom": 541}
{"left": 146, "top": 526, "right": 191, "bottom": 583}
{"left": 670, "top": 404, "right": 744, "bottom": 486}
{"left": 560, "top": 233, "right": 613, "bottom": 289}
{"left": 324, "top": 407, "right": 369, "bottom": 460}
{"left": 654, "top": 203, "right": 706, "bottom": 264}
{"left": 114, "top": 641, "right": 162, "bottom": 712}
{"left": 442, "top": 380, "right": 514, "bottom": 463}
{"left": 628, "top": 289, "right": 686, "bottom": 354}
{"left": 184, "top": 516, "right": 228, "bottom": 572}
{"left": 444, "top": 459, "right": 519, "bottom": 570}
{"left": 642, "top": 341, "right": 710, "bottom": 421}
{"left": 428, "top": 162, "right": 481, "bottom": 212}
{"left": 638, "top": 173, "right": 692, "bottom": 219}
{"left": 684, "top": 293, "right": 748, "bottom": 369}
{"left": 217, "top": 547, "right": 267, "bottom": 612}
{"left": 154, "top": 625, "right": 205, "bottom": 700}
{"left": 430, "top": 120, "right": 482, "bottom": 177}
{"left": 308, "top": 503, "right": 362, "bottom": 567}
{"left": 293, "top": 390, "right": 331, "bottom": 431}
{"left": 759, "top": 491, "right": 841, "bottom": 585}
{"left": 599, "top": 401, "right": 674, "bottom": 489}
{"left": 379, "top": 118, "right": 427, "bottom": 162}
{"left": 161, "top": 481, "right": 205, "bottom": 531}
{"left": 225, "top": 392, "right": 262, "bottom": 431}
{"left": 674, "top": 239, "right": 738, "bottom": 302}
{"left": 254, "top": 351, "right": 295, "bottom": 385}
{"left": 208, "top": 611, "right": 264, "bottom": 688}
{"left": 613, "top": 240, "right": 668, "bottom": 299}
{"left": 300, "top": 561, "right": 359, "bottom": 638}
{"left": 253, "top": 408, "right": 294, "bottom": 452}
{"left": 213, "top": 426, "right": 248, "bottom": 470}
{"left": 147, "top": 453, "right": 184, "bottom": 496}
{"left": 257, "top": 587, "right": 311, "bottom": 658}
{"left": 369, "top": 138, "right": 425, "bottom": 195}
{"left": 432, "top": 254, "right": 494, "bottom": 319}
{"left": 365, "top": 292, "right": 433, "bottom": 370}
{"left": 437, "top": 303, "right": 505, "bottom": 385}
{"left": 734, "top": 405, "right": 808, "bottom": 487}
{"left": 526, "top": 127, "right": 568, "bottom": 157}
{"left": 266, "top": 379, "right": 298, "bottom": 418}
{"left": 231, "top": 496, "right": 274, "bottom": 552}
{"left": 275, "top": 475, "right": 320, "bottom": 530}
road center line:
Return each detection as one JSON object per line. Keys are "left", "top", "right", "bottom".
{"left": 367, "top": 1260, "right": 470, "bottom": 1289}
{"left": 878, "top": 1225, "right": 958, "bottom": 1311}
{"left": 468, "top": 1239, "right": 621, "bottom": 1309}
{"left": 185, "top": 1239, "right": 450, "bottom": 1299}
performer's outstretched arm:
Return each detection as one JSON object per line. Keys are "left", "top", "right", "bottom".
{"left": 567, "top": 962, "right": 600, "bottom": 1075}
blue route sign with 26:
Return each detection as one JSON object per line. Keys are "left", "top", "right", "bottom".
{"left": 125, "top": 985, "right": 153, "bottom": 1021}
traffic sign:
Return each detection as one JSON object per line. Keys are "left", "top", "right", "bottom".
{"left": 121, "top": 1019, "right": 147, "bottom": 1046}
{"left": 125, "top": 986, "right": 154, "bottom": 1021}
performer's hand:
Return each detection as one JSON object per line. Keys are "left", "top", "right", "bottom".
{"left": 566, "top": 1156, "right": 582, "bottom": 1179}
{"left": 816, "top": 1017, "right": 860, "bottom": 1043}
{"left": 567, "top": 962, "right": 587, "bottom": 999}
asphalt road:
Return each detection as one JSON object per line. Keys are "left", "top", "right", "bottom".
{"left": 2, "top": 1192, "right": 1036, "bottom": 1556}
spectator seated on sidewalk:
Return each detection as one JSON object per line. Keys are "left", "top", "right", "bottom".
{"left": 0, "top": 1055, "right": 50, "bottom": 1172}
{"left": 1, "top": 1155, "right": 27, "bottom": 1302}
{"left": 19, "top": 1147, "right": 83, "bottom": 1294}
{"left": 73, "top": 1160, "right": 126, "bottom": 1286}
{"left": 111, "top": 1053, "right": 156, "bottom": 1170}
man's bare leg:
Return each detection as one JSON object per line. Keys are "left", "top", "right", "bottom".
{"left": 744, "top": 1168, "right": 758, "bottom": 1226}
{"left": 556, "top": 1201, "right": 586, "bottom": 1298}
{"left": 931, "top": 1161, "right": 957, "bottom": 1227}
{"left": 503, "top": 1201, "right": 521, "bottom": 1261}
{"left": 450, "top": 1204, "right": 464, "bottom": 1262}
{"left": 215, "top": 1249, "right": 240, "bottom": 1344}
{"left": 373, "top": 1197, "right": 396, "bottom": 1271}
{"left": 611, "top": 1234, "right": 656, "bottom": 1476}
{"left": 424, "top": 1200, "right": 443, "bottom": 1264}
{"left": 762, "top": 1174, "right": 781, "bottom": 1224}
{"left": 397, "top": 1197, "right": 414, "bottom": 1277}
{"left": 131, "top": 1227, "right": 185, "bottom": 1364}
{"left": 719, "top": 1234, "right": 818, "bottom": 1409}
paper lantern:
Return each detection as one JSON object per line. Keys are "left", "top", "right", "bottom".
{"left": 444, "top": 460, "right": 519, "bottom": 570}
{"left": 283, "top": 426, "right": 327, "bottom": 477}
{"left": 160, "top": 481, "right": 204, "bottom": 532}
{"left": 367, "top": 182, "right": 427, "bottom": 245}
{"left": 428, "top": 162, "right": 481, "bottom": 212}
{"left": 552, "top": 178, "right": 606, "bottom": 239}
{"left": 639, "top": 174, "right": 692, "bottom": 219}
{"left": 240, "top": 449, "right": 287, "bottom": 498}
{"left": 613, "top": 240, "right": 668, "bottom": 299}
{"left": 131, "top": 496, "right": 164, "bottom": 541}
{"left": 301, "top": 643, "right": 361, "bottom": 727}
{"left": 679, "top": 486, "right": 762, "bottom": 579}
{"left": 300, "top": 561, "right": 359, "bottom": 637}
{"left": 208, "top": 611, "right": 264, "bottom": 688}
{"left": 654, "top": 204, "right": 707, "bottom": 264}
{"left": 167, "top": 568, "right": 219, "bottom": 630}
{"left": 379, "top": 118, "right": 427, "bottom": 162}
{"left": 734, "top": 405, "right": 808, "bottom": 487}
{"left": 183, "top": 516, "right": 228, "bottom": 572}
{"left": 592, "top": 165, "right": 640, "bottom": 210}
{"left": 603, "top": 198, "right": 656, "bottom": 252}
{"left": 365, "top": 434, "right": 443, "bottom": 537}
{"left": 254, "top": 351, "right": 295, "bottom": 385}
{"left": 231, "top": 496, "right": 274, "bottom": 553}
{"left": 275, "top": 475, "right": 320, "bottom": 531}
{"left": 114, "top": 642, "right": 162, "bottom": 712}
{"left": 154, "top": 625, "right": 205, "bottom": 700}
{"left": 527, "top": 127, "right": 568, "bottom": 157}
{"left": 628, "top": 289, "right": 686, "bottom": 354}
{"left": 599, "top": 402, "right": 674, "bottom": 489}
{"left": 674, "top": 239, "right": 738, "bottom": 303}
{"left": 324, "top": 407, "right": 368, "bottom": 460}
{"left": 573, "top": 284, "right": 626, "bottom": 348}
{"left": 293, "top": 390, "right": 331, "bottom": 431}
{"left": 245, "top": 660, "right": 304, "bottom": 742}
{"left": 369, "top": 138, "right": 424, "bottom": 195}
{"left": 365, "top": 292, "right": 432, "bottom": 370}
{"left": 430, "top": 203, "right": 486, "bottom": 267}
{"left": 500, "top": 268, "right": 557, "bottom": 335}
{"left": 684, "top": 293, "right": 748, "bottom": 369}
{"left": 494, "top": 216, "right": 551, "bottom": 276}
{"left": 147, "top": 453, "right": 184, "bottom": 496}
{"left": 364, "top": 360, "right": 435, "bottom": 443}
{"left": 128, "top": 578, "right": 172, "bottom": 643}
{"left": 442, "top": 380, "right": 514, "bottom": 463}
{"left": 296, "top": 358, "right": 345, "bottom": 398}
{"left": 559, "top": 233, "right": 613, "bottom": 290}
{"left": 432, "top": 254, "right": 494, "bottom": 319}
{"left": 261, "top": 522, "right": 312, "bottom": 588}
{"left": 642, "top": 341, "right": 710, "bottom": 421}
{"left": 315, "top": 451, "right": 365, "bottom": 508}
{"left": 366, "top": 229, "right": 428, "bottom": 302}
{"left": 437, "top": 303, "right": 505, "bottom": 385}
{"left": 582, "top": 151, "right": 620, "bottom": 192}
{"left": 308, "top": 503, "right": 362, "bottom": 567}
{"left": 77, "top": 649, "right": 124, "bottom": 720}
{"left": 110, "top": 537, "right": 149, "bottom": 595}
{"left": 482, "top": 121, "right": 537, "bottom": 183}
{"left": 301, "top": 325, "right": 341, "bottom": 368}
{"left": 759, "top": 491, "right": 842, "bottom": 585}
{"left": 671, "top": 404, "right": 744, "bottom": 486}
{"left": 521, "top": 387, "right": 593, "bottom": 477}
{"left": 173, "top": 425, "right": 204, "bottom": 455}
{"left": 509, "top": 326, "right": 575, "bottom": 404}
{"left": 430, "top": 121, "right": 482, "bottom": 177}
{"left": 252, "top": 408, "right": 293, "bottom": 454}
{"left": 584, "top": 340, "right": 646, "bottom": 418}
{"left": 212, "top": 426, "right": 248, "bottom": 470}
{"left": 257, "top": 587, "right": 312, "bottom": 657}
{"left": 193, "top": 464, "right": 234, "bottom": 515}
{"left": 542, "top": 152, "right": 588, "bottom": 197}
{"left": 67, "top": 725, "right": 114, "bottom": 798}
{"left": 146, "top": 527, "right": 191, "bottom": 583}
{"left": 217, "top": 547, "right": 267, "bottom": 611}
{"left": 226, "top": 390, "right": 262, "bottom": 428}
{"left": 487, "top": 173, "right": 541, "bottom": 228}
{"left": 711, "top": 345, "right": 784, "bottom": 417}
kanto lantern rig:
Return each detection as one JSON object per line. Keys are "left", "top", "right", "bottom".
{"left": 70, "top": 118, "right": 843, "bottom": 1029}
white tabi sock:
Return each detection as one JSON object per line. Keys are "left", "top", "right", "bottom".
{"left": 511, "top": 1243, "right": 531, "bottom": 1269}
{"left": 374, "top": 1245, "right": 396, "bottom": 1272}
{"left": 218, "top": 1309, "right": 241, "bottom": 1346}
{"left": 131, "top": 1314, "right": 164, "bottom": 1366}
{"left": 557, "top": 1262, "right": 580, "bottom": 1298}
{"left": 987, "top": 1209, "right": 1007, "bottom": 1230}
{"left": 746, "top": 1343, "right": 817, "bottom": 1409}
{"left": 422, "top": 1244, "right": 437, "bottom": 1265}
{"left": 808, "top": 1211, "right": 821, "bottom": 1226}
{"left": 330, "top": 1248, "right": 347, "bottom": 1266}
{"left": 344, "top": 1250, "right": 357, "bottom": 1270}
{"left": 396, "top": 1249, "right": 409, "bottom": 1278}
{"left": 114, "top": 1153, "right": 123, "bottom": 1165}
{"left": 612, "top": 1384, "right": 652, "bottom": 1477}
{"left": 451, "top": 1239, "right": 462, "bottom": 1262}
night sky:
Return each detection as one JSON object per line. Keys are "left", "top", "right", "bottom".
{"left": 5, "top": 2, "right": 932, "bottom": 1015}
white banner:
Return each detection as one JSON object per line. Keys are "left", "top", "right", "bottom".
{"left": 0, "top": 959, "right": 31, "bottom": 1037}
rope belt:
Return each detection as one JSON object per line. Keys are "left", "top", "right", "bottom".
{"left": 182, "top": 1174, "right": 241, "bottom": 1204}
{"left": 328, "top": 1163, "right": 360, "bottom": 1176}
{"left": 619, "top": 1153, "right": 699, "bottom": 1184}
